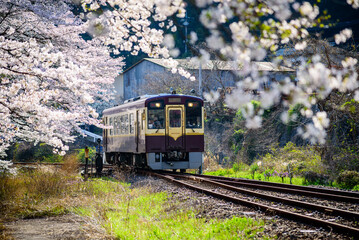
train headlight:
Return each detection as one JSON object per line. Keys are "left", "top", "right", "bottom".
{"left": 155, "top": 103, "right": 161, "bottom": 108}
{"left": 155, "top": 153, "right": 160, "bottom": 160}
{"left": 188, "top": 102, "right": 193, "bottom": 107}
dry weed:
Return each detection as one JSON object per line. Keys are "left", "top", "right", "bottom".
{"left": 203, "top": 154, "right": 221, "bottom": 172}
{"left": 113, "top": 166, "right": 135, "bottom": 182}
{"left": 0, "top": 222, "right": 14, "bottom": 240}
{"left": 61, "top": 153, "right": 80, "bottom": 175}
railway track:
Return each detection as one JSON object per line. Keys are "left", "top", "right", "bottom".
{"left": 140, "top": 170, "right": 359, "bottom": 238}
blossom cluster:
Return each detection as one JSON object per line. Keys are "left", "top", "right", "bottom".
{"left": 0, "top": 0, "right": 122, "bottom": 154}
{"left": 0, "top": 160, "right": 17, "bottom": 175}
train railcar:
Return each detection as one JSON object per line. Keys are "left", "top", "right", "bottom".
{"left": 102, "top": 94, "right": 204, "bottom": 172}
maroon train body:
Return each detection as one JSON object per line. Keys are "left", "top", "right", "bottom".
{"left": 102, "top": 94, "right": 204, "bottom": 171}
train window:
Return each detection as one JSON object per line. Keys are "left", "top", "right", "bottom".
{"left": 169, "top": 110, "right": 181, "bottom": 128}
{"left": 116, "top": 116, "right": 122, "bottom": 135}
{"left": 109, "top": 117, "right": 113, "bottom": 135}
{"left": 114, "top": 116, "right": 118, "bottom": 135}
{"left": 124, "top": 114, "right": 129, "bottom": 134}
{"left": 148, "top": 100, "right": 165, "bottom": 129}
{"left": 119, "top": 115, "right": 123, "bottom": 134}
{"left": 129, "top": 113, "right": 134, "bottom": 134}
{"left": 186, "top": 101, "right": 202, "bottom": 129}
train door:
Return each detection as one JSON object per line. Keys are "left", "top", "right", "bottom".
{"left": 166, "top": 105, "right": 185, "bottom": 150}
{"left": 136, "top": 110, "right": 140, "bottom": 152}
{"left": 103, "top": 117, "right": 108, "bottom": 152}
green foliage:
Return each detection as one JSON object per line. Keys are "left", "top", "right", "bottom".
{"left": 341, "top": 99, "right": 358, "bottom": 114}
{"left": 336, "top": 171, "right": 359, "bottom": 189}
{"left": 303, "top": 171, "right": 329, "bottom": 185}
{"left": 34, "top": 144, "right": 63, "bottom": 162}
{"left": 205, "top": 168, "right": 235, "bottom": 177}
{"left": 232, "top": 162, "right": 248, "bottom": 172}
{"left": 257, "top": 142, "right": 323, "bottom": 178}
{"left": 77, "top": 147, "right": 96, "bottom": 163}
{"left": 205, "top": 169, "right": 304, "bottom": 185}
{"left": 9, "top": 143, "right": 63, "bottom": 163}
{"left": 250, "top": 163, "right": 259, "bottom": 179}
{"left": 330, "top": 146, "right": 359, "bottom": 174}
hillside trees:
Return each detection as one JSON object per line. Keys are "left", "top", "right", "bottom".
{"left": 0, "top": 0, "right": 121, "bottom": 155}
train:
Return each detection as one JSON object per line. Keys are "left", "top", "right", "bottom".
{"left": 102, "top": 93, "right": 205, "bottom": 172}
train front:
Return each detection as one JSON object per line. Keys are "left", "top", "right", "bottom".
{"left": 145, "top": 95, "right": 204, "bottom": 172}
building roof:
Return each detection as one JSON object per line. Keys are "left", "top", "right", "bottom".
{"left": 122, "top": 58, "right": 294, "bottom": 74}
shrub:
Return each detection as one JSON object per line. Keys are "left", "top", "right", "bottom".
{"left": 232, "top": 162, "right": 248, "bottom": 172}
{"left": 250, "top": 163, "right": 259, "bottom": 179}
{"left": 257, "top": 142, "right": 324, "bottom": 178}
{"left": 303, "top": 171, "right": 329, "bottom": 185}
{"left": 336, "top": 171, "right": 359, "bottom": 189}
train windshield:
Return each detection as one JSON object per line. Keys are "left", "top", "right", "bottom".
{"left": 186, "top": 100, "right": 202, "bottom": 128}
{"left": 148, "top": 100, "right": 165, "bottom": 129}
{"left": 169, "top": 109, "right": 182, "bottom": 128}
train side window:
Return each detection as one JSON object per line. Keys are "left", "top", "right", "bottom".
{"left": 114, "top": 117, "right": 118, "bottom": 135}
{"left": 186, "top": 101, "right": 202, "bottom": 129}
{"left": 117, "top": 116, "right": 121, "bottom": 135}
{"left": 124, "top": 114, "right": 129, "bottom": 134}
{"left": 120, "top": 115, "right": 125, "bottom": 134}
{"left": 109, "top": 117, "right": 113, "bottom": 136}
{"left": 129, "top": 113, "right": 134, "bottom": 134}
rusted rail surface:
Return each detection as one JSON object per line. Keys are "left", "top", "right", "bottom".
{"left": 178, "top": 172, "right": 359, "bottom": 202}
{"left": 140, "top": 170, "right": 359, "bottom": 238}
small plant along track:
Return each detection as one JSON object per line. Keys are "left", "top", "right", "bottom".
{"left": 139, "top": 170, "right": 359, "bottom": 238}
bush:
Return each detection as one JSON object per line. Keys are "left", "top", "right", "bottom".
{"left": 256, "top": 142, "right": 323, "bottom": 178}
{"left": 336, "top": 171, "right": 359, "bottom": 189}
{"left": 303, "top": 171, "right": 329, "bottom": 185}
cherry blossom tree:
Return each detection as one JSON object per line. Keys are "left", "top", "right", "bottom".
{"left": 0, "top": 0, "right": 122, "bottom": 155}
{"left": 1, "top": 0, "right": 358, "bottom": 157}
{"left": 83, "top": 0, "right": 359, "bottom": 145}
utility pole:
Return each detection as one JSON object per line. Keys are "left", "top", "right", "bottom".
{"left": 199, "top": 62, "right": 202, "bottom": 97}
{"left": 181, "top": 12, "right": 189, "bottom": 54}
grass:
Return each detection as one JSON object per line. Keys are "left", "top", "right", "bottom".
{"left": 204, "top": 168, "right": 305, "bottom": 186}
{"left": 73, "top": 183, "right": 265, "bottom": 239}
{"left": 0, "top": 158, "right": 269, "bottom": 239}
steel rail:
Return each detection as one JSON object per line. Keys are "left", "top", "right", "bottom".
{"left": 178, "top": 172, "right": 359, "bottom": 201}
{"left": 164, "top": 173, "right": 359, "bottom": 221}
{"left": 143, "top": 171, "right": 359, "bottom": 237}
{"left": 211, "top": 179, "right": 359, "bottom": 203}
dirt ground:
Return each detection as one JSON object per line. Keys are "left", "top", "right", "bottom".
{"left": 2, "top": 214, "right": 112, "bottom": 240}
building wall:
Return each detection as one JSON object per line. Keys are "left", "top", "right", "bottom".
{"left": 122, "top": 61, "right": 165, "bottom": 100}
{"left": 114, "top": 74, "right": 124, "bottom": 102}
{"left": 116, "top": 59, "right": 295, "bottom": 103}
